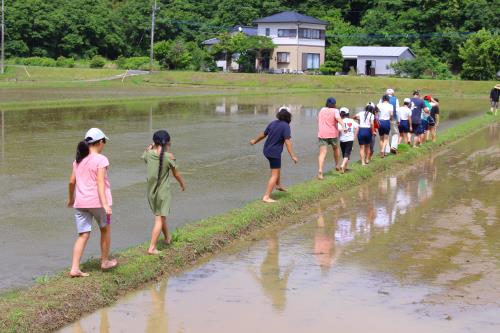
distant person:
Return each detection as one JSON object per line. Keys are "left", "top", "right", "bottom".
{"left": 428, "top": 97, "right": 440, "bottom": 142}
{"left": 376, "top": 95, "right": 394, "bottom": 157}
{"left": 490, "top": 84, "right": 500, "bottom": 115}
{"left": 423, "top": 95, "right": 438, "bottom": 142}
{"left": 397, "top": 98, "right": 413, "bottom": 144}
{"left": 380, "top": 88, "right": 400, "bottom": 135}
{"left": 250, "top": 107, "right": 298, "bottom": 203}
{"left": 143, "top": 130, "right": 186, "bottom": 255}
{"left": 316, "top": 97, "right": 346, "bottom": 179}
{"left": 66, "top": 128, "right": 118, "bottom": 277}
{"left": 410, "top": 91, "right": 427, "bottom": 148}
{"left": 337, "top": 107, "right": 359, "bottom": 173}
{"left": 369, "top": 103, "right": 379, "bottom": 161}
{"left": 354, "top": 103, "right": 375, "bottom": 166}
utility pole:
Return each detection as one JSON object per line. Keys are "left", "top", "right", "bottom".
{"left": 149, "top": 0, "right": 158, "bottom": 73}
{"left": 1, "top": 0, "right": 5, "bottom": 75}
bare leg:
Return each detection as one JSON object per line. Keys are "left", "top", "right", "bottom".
{"left": 161, "top": 217, "right": 171, "bottom": 244}
{"left": 365, "top": 145, "right": 371, "bottom": 164}
{"left": 360, "top": 144, "right": 366, "bottom": 165}
{"left": 333, "top": 145, "right": 340, "bottom": 170}
{"left": 148, "top": 216, "right": 164, "bottom": 254}
{"left": 380, "top": 135, "right": 388, "bottom": 157}
{"left": 317, "top": 145, "right": 327, "bottom": 179}
{"left": 263, "top": 169, "right": 280, "bottom": 203}
{"left": 70, "top": 232, "right": 90, "bottom": 277}
{"left": 100, "top": 225, "right": 117, "bottom": 269}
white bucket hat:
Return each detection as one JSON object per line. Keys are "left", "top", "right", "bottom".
{"left": 386, "top": 88, "right": 395, "bottom": 95}
{"left": 85, "top": 128, "right": 109, "bottom": 143}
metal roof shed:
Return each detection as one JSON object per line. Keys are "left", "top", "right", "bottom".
{"left": 340, "top": 46, "right": 416, "bottom": 76}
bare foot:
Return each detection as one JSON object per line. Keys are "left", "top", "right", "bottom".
{"left": 69, "top": 270, "right": 89, "bottom": 278}
{"left": 101, "top": 259, "right": 118, "bottom": 270}
{"left": 335, "top": 166, "right": 341, "bottom": 171}
{"left": 163, "top": 237, "right": 172, "bottom": 245}
{"left": 317, "top": 171, "right": 324, "bottom": 180}
{"left": 262, "top": 197, "right": 277, "bottom": 203}
{"left": 339, "top": 166, "right": 345, "bottom": 174}
{"left": 275, "top": 185, "right": 287, "bottom": 192}
{"left": 148, "top": 249, "right": 161, "bottom": 255}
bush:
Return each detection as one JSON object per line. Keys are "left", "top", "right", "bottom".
{"left": 20, "top": 57, "right": 57, "bottom": 67}
{"left": 89, "top": 55, "right": 106, "bottom": 68}
{"left": 391, "top": 54, "right": 451, "bottom": 79}
{"left": 116, "top": 56, "right": 151, "bottom": 70}
{"left": 56, "top": 56, "right": 76, "bottom": 68}
{"left": 320, "top": 61, "right": 341, "bottom": 75}
{"left": 459, "top": 29, "right": 500, "bottom": 80}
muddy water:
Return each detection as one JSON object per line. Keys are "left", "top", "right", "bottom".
{"left": 60, "top": 124, "right": 499, "bottom": 333}
{"left": 0, "top": 93, "right": 487, "bottom": 290}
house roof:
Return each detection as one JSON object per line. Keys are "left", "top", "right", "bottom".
{"left": 202, "top": 38, "right": 220, "bottom": 46}
{"left": 254, "top": 11, "right": 328, "bottom": 25}
{"left": 231, "top": 26, "right": 258, "bottom": 36}
{"left": 341, "top": 46, "right": 415, "bottom": 58}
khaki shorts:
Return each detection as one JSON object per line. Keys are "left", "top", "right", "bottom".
{"left": 318, "top": 137, "right": 338, "bottom": 147}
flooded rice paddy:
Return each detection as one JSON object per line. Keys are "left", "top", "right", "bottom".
{"left": 0, "top": 93, "right": 489, "bottom": 290}
{"left": 60, "top": 124, "right": 499, "bottom": 333}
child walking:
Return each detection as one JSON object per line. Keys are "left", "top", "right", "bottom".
{"left": 397, "top": 98, "right": 413, "bottom": 144}
{"left": 143, "top": 130, "right": 186, "bottom": 255}
{"left": 250, "top": 107, "right": 298, "bottom": 203}
{"left": 337, "top": 107, "right": 359, "bottom": 173}
{"left": 354, "top": 104, "right": 375, "bottom": 166}
{"left": 67, "top": 128, "right": 118, "bottom": 277}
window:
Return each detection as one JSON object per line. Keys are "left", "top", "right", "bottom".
{"left": 277, "top": 29, "right": 297, "bottom": 37}
{"left": 305, "top": 53, "right": 320, "bottom": 70}
{"left": 277, "top": 52, "right": 290, "bottom": 63}
{"left": 298, "top": 28, "right": 325, "bottom": 40}
{"left": 265, "top": 28, "right": 270, "bottom": 37}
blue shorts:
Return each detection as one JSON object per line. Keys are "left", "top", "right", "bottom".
{"left": 358, "top": 128, "right": 372, "bottom": 145}
{"left": 412, "top": 123, "right": 424, "bottom": 135}
{"left": 266, "top": 156, "right": 281, "bottom": 169}
{"left": 398, "top": 120, "right": 410, "bottom": 133}
{"left": 421, "top": 119, "right": 429, "bottom": 132}
{"left": 378, "top": 120, "right": 391, "bottom": 136}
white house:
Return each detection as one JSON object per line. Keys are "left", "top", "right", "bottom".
{"left": 254, "top": 11, "right": 328, "bottom": 73}
{"left": 341, "top": 46, "right": 416, "bottom": 76}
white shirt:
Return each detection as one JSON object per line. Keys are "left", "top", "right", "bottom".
{"left": 356, "top": 111, "right": 374, "bottom": 128}
{"left": 397, "top": 106, "right": 412, "bottom": 121}
{"left": 337, "top": 118, "right": 359, "bottom": 142}
{"left": 377, "top": 102, "right": 393, "bottom": 121}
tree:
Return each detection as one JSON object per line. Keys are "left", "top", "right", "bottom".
{"left": 320, "top": 45, "right": 343, "bottom": 75}
{"left": 154, "top": 39, "right": 192, "bottom": 70}
{"left": 391, "top": 48, "right": 452, "bottom": 79}
{"left": 459, "top": 29, "right": 500, "bottom": 80}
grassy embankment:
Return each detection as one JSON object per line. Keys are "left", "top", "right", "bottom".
{"left": 0, "top": 66, "right": 496, "bottom": 111}
{"left": 0, "top": 112, "right": 497, "bottom": 333}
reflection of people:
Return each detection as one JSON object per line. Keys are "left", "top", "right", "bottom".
{"left": 250, "top": 107, "right": 298, "bottom": 203}
{"left": 490, "top": 84, "right": 500, "bottom": 115}
{"left": 317, "top": 97, "right": 345, "bottom": 179}
{"left": 249, "top": 235, "right": 293, "bottom": 312}
{"left": 143, "top": 130, "right": 186, "bottom": 255}
{"left": 314, "top": 210, "right": 341, "bottom": 273}
{"left": 67, "top": 128, "right": 117, "bottom": 277}
{"left": 146, "top": 280, "right": 169, "bottom": 333}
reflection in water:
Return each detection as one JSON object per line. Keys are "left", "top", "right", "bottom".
{"left": 146, "top": 281, "right": 168, "bottom": 333}
{"left": 249, "top": 234, "right": 293, "bottom": 312}
{"left": 1, "top": 110, "right": 4, "bottom": 163}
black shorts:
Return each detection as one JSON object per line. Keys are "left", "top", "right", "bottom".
{"left": 340, "top": 141, "right": 354, "bottom": 159}
{"left": 266, "top": 156, "right": 281, "bottom": 169}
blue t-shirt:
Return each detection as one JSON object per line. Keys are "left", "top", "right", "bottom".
{"left": 410, "top": 97, "right": 424, "bottom": 124}
{"left": 263, "top": 120, "right": 291, "bottom": 158}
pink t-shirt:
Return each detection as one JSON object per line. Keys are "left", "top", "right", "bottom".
{"left": 73, "top": 153, "right": 112, "bottom": 208}
{"left": 318, "top": 107, "right": 340, "bottom": 139}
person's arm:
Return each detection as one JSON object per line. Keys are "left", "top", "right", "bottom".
{"left": 250, "top": 132, "right": 266, "bottom": 145}
{"left": 335, "top": 113, "right": 346, "bottom": 132}
{"left": 67, "top": 170, "right": 76, "bottom": 208}
{"left": 370, "top": 119, "right": 376, "bottom": 135}
{"left": 97, "top": 168, "right": 112, "bottom": 215}
{"left": 435, "top": 114, "right": 440, "bottom": 127}
{"left": 284, "top": 139, "right": 298, "bottom": 163}
{"left": 172, "top": 167, "right": 186, "bottom": 191}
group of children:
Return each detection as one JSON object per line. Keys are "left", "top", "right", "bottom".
{"left": 66, "top": 89, "right": 439, "bottom": 277}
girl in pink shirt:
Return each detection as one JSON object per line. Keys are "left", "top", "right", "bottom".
{"left": 67, "top": 128, "right": 118, "bottom": 277}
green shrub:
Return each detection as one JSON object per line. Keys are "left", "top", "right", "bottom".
{"left": 89, "top": 55, "right": 106, "bottom": 68}
{"left": 320, "top": 61, "right": 341, "bottom": 75}
{"left": 116, "top": 56, "right": 150, "bottom": 70}
{"left": 20, "top": 57, "right": 57, "bottom": 67}
{"left": 56, "top": 56, "right": 76, "bottom": 68}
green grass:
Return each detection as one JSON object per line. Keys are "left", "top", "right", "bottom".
{"left": 0, "top": 114, "right": 497, "bottom": 333}
{"left": 0, "top": 66, "right": 496, "bottom": 111}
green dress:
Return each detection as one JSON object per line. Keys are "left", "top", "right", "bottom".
{"left": 142, "top": 149, "right": 177, "bottom": 216}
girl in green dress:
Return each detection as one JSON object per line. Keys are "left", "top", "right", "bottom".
{"left": 143, "top": 130, "right": 186, "bottom": 255}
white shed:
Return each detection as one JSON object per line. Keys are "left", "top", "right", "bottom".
{"left": 341, "top": 46, "right": 416, "bottom": 76}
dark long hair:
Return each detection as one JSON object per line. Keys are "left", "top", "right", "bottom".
{"left": 75, "top": 137, "right": 106, "bottom": 164}
{"left": 364, "top": 104, "right": 375, "bottom": 122}
{"left": 152, "top": 130, "right": 171, "bottom": 192}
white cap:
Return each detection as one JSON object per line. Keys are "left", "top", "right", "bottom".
{"left": 85, "top": 128, "right": 109, "bottom": 143}
{"left": 279, "top": 106, "right": 291, "bottom": 113}
{"left": 403, "top": 98, "right": 411, "bottom": 104}
{"left": 339, "top": 107, "right": 350, "bottom": 114}
{"left": 386, "top": 88, "right": 394, "bottom": 95}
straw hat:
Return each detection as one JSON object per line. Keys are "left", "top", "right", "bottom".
{"left": 495, "top": 84, "right": 500, "bottom": 89}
